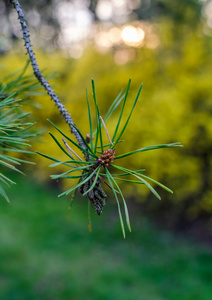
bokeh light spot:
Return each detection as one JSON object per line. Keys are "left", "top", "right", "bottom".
{"left": 121, "top": 25, "right": 145, "bottom": 47}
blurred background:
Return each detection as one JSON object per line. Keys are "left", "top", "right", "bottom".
{"left": 0, "top": 0, "right": 212, "bottom": 299}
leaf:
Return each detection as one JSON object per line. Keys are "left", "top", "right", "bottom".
{"left": 68, "top": 122, "right": 97, "bottom": 158}
{"left": 49, "top": 132, "right": 73, "bottom": 160}
{"left": 36, "top": 151, "right": 64, "bottom": 163}
{"left": 93, "top": 89, "right": 124, "bottom": 135}
{"left": 96, "top": 140, "right": 124, "bottom": 149}
{"left": 0, "top": 154, "right": 35, "bottom": 166}
{"left": 111, "top": 169, "right": 145, "bottom": 177}
{"left": 36, "top": 151, "right": 79, "bottom": 168}
{"left": 0, "top": 147, "right": 34, "bottom": 154}
{"left": 0, "top": 136, "right": 30, "bottom": 147}
{"left": 105, "top": 169, "right": 126, "bottom": 238}
{"left": 83, "top": 166, "right": 101, "bottom": 196}
{"left": 113, "top": 177, "right": 144, "bottom": 184}
{"left": 112, "top": 83, "right": 143, "bottom": 148}
{"left": 0, "top": 154, "right": 21, "bottom": 165}
{"left": 92, "top": 79, "right": 103, "bottom": 153}
{"left": 51, "top": 174, "right": 84, "bottom": 180}
{"left": 0, "top": 159, "right": 23, "bottom": 173}
{"left": 0, "top": 173, "right": 16, "bottom": 185}
{"left": 115, "top": 142, "right": 183, "bottom": 160}
{"left": 103, "top": 90, "right": 124, "bottom": 125}
{"left": 58, "top": 167, "right": 100, "bottom": 197}
{"left": 111, "top": 164, "right": 161, "bottom": 200}
{"left": 48, "top": 119, "right": 97, "bottom": 158}
{"left": 49, "top": 160, "right": 90, "bottom": 167}
{"left": 86, "top": 88, "right": 93, "bottom": 152}
{"left": 112, "top": 79, "right": 131, "bottom": 143}
{"left": 50, "top": 164, "right": 92, "bottom": 179}
{"left": 0, "top": 185, "right": 10, "bottom": 203}
{"left": 106, "top": 169, "right": 131, "bottom": 232}
{"left": 138, "top": 173, "right": 173, "bottom": 194}
{"left": 58, "top": 174, "right": 90, "bottom": 197}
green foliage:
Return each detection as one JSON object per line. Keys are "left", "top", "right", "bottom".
{"left": 37, "top": 79, "right": 181, "bottom": 237}
{"left": 136, "top": 0, "right": 203, "bottom": 26}
{"left": 0, "top": 62, "right": 41, "bottom": 201}
{"left": 1, "top": 175, "right": 212, "bottom": 300}
{"left": 30, "top": 22, "right": 211, "bottom": 222}
{"left": 1, "top": 11, "right": 211, "bottom": 223}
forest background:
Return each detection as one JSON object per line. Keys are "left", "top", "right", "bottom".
{"left": 0, "top": 1, "right": 212, "bottom": 298}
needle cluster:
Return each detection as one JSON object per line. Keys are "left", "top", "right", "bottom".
{"left": 0, "top": 63, "right": 41, "bottom": 202}
{"left": 38, "top": 79, "right": 183, "bottom": 238}
{"left": 10, "top": 0, "right": 183, "bottom": 237}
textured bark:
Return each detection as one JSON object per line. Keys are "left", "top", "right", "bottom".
{"left": 10, "top": 0, "right": 108, "bottom": 215}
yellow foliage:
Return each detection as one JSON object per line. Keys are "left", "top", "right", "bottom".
{"left": 1, "top": 20, "right": 211, "bottom": 218}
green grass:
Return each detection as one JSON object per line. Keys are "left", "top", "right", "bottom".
{"left": 1, "top": 175, "right": 212, "bottom": 300}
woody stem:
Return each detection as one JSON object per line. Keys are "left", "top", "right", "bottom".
{"left": 10, "top": 0, "right": 87, "bottom": 152}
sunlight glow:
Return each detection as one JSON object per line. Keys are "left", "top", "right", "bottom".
{"left": 96, "top": 0, "right": 113, "bottom": 21}
{"left": 108, "top": 27, "right": 122, "bottom": 44}
{"left": 204, "top": 1, "right": 212, "bottom": 28}
{"left": 51, "top": 1, "right": 159, "bottom": 60}
{"left": 121, "top": 25, "right": 145, "bottom": 47}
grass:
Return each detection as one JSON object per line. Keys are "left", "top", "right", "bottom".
{"left": 1, "top": 174, "right": 212, "bottom": 300}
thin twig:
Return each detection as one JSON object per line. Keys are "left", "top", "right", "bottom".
{"left": 62, "top": 138, "right": 83, "bottom": 162}
{"left": 10, "top": 0, "right": 86, "bottom": 152}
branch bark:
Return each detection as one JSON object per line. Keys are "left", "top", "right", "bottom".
{"left": 10, "top": 0, "right": 86, "bottom": 151}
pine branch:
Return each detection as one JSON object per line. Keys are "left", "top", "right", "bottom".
{"left": 10, "top": 0, "right": 86, "bottom": 152}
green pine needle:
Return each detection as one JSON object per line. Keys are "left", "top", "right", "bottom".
{"left": 112, "top": 83, "right": 143, "bottom": 149}
{"left": 115, "top": 142, "right": 183, "bottom": 159}
{"left": 38, "top": 79, "right": 182, "bottom": 237}
{"left": 112, "top": 78, "right": 131, "bottom": 143}
{"left": 0, "top": 62, "right": 42, "bottom": 202}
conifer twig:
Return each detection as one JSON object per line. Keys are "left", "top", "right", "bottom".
{"left": 10, "top": 0, "right": 86, "bottom": 152}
